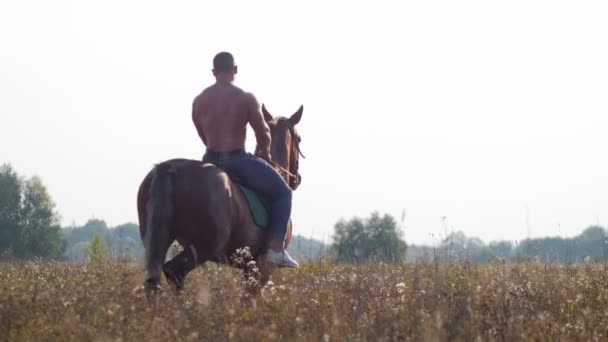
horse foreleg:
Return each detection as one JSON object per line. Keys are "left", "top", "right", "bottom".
{"left": 163, "top": 245, "right": 198, "bottom": 293}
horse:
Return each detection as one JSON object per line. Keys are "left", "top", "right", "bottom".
{"left": 136, "top": 104, "right": 305, "bottom": 292}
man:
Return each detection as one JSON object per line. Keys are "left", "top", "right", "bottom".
{"left": 191, "top": 52, "right": 298, "bottom": 268}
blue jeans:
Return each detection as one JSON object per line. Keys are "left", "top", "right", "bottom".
{"left": 202, "top": 149, "right": 293, "bottom": 243}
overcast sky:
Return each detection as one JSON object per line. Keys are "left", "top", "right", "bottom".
{"left": 1, "top": 0, "right": 607, "bottom": 245}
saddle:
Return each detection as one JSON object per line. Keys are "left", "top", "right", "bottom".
{"left": 236, "top": 183, "right": 270, "bottom": 228}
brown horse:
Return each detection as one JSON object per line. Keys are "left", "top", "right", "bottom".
{"left": 137, "top": 104, "right": 304, "bottom": 291}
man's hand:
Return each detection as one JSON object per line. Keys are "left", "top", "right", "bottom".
{"left": 255, "top": 148, "right": 272, "bottom": 164}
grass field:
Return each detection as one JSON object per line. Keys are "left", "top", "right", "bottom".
{"left": 1, "top": 259, "right": 608, "bottom": 341}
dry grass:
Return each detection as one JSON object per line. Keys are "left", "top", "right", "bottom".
{"left": 1, "top": 259, "right": 608, "bottom": 341}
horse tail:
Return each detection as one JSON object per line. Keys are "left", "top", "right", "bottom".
{"left": 144, "top": 163, "right": 175, "bottom": 287}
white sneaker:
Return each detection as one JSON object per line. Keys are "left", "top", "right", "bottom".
{"left": 266, "top": 249, "right": 299, "bottom": 268}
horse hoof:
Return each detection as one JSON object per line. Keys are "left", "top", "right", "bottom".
{"left": 144, "top": 278, "right": 162, "bottom": 295}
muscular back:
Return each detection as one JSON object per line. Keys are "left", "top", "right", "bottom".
{"left": 192, "top": 84, "right": 248, "bottom": 151}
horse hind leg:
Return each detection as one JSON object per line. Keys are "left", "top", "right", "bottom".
{"left": 162, "top": 202, "right": 232, "bottom": 293}
{"left": 163, "top": 245, "right": 199, "bottom": 293}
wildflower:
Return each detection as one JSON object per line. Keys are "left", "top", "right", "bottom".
{"left": 241, "top": 246, "right": 253, "bottom": 258}
{"left": 396, "top": 282, "right": 406, "bottom": 294}
{"left": 262, "top": 281, "right": 277, "bottom": 297}
{"left": 247, "top": 276, "right": 259, "bottom": 287}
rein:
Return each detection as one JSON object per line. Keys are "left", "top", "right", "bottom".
{"left": 270, "top": 160, "right": 299, "bottom": 180}
{"left": 289, "top": 125, "right": 306, "bottom": 159}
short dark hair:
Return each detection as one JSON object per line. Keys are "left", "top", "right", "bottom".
{"left": 213, "top": 52, "right": 235, "bottom": 72}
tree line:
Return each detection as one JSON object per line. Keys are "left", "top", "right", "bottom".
{"left": 1, "top": 163, "right": 605, "bottom": 263}
{"left": 405, "top": 226, "right": 608, "bottom": 264}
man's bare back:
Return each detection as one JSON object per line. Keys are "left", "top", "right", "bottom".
{"left": 192, "top": 83, "right": 271, "bottom": 159}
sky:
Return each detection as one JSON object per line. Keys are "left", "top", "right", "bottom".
{"left": 1, "top": 0, "right": 607, "bottom": 245}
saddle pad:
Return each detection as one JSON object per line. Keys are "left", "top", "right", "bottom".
{"left": 238, "top": 185, "right": 269, "bottom": 228}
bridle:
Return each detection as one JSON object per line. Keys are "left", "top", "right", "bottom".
{"left": 271, "top": 122, "right": 304, "bottom": 190}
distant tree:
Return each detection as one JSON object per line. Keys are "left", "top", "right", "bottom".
{"left": 333, "top": 212, "right": 406, "bottom": 263}
{"left": 438, "top": 231, "right": 493, "bottom": 263}
{"left": 87, "top": 233, "right": 108, "bottom": 263}
{"left": 512, "top": 226, "right": 607, "bottom": 263}
{"left": 287, "top": 235, "right": 328, "bottom": 260}
{"left": 63, "top": 221, "right": 144, "bottom": 261}
{"left": 406, "top": 227, "right": 606, "bottom": 264}
{"left": 0, "top": 163, "right": 65, "bottom": 259}
{"left": 466, "top": 237, "right": 492, "bottom": 262}
{"left": 576, "top": 226, "right": 606, "bottom": 259}
{"left": 0, "top": 164, "right": 21, "bottom": 255}
{"left": 63, "top": 219, "right": 108, "bottom": 246}
{"left": 488, "top": 241, "right": 513, "bottom": 259}
{"left": 109, "top": 223, "right": 142, "bottom": 259}
{"left": 113, "top": 223, "right": 141, "bottom": 241}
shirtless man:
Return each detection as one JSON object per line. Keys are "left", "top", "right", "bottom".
{"left": 191, "top": 52, "right": 298, "bottom": 268}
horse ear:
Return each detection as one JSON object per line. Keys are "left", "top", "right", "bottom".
{"left": 289, "top": 105, "right": 303, "bottom": 126}
{"left": 262, "top": 104, "right": 273, "bottom": 122}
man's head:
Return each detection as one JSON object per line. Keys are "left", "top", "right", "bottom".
{"left": 212, "top": 52, "right": 237, "bottom": 81}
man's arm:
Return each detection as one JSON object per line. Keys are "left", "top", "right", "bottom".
{"left": 246, "top": 93, "right": 271, "bottom": 160}
{"left": 192, "top": 100, "right": 207, "bottom": 145}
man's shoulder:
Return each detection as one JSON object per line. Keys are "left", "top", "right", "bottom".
{"left": 238, "top": 89, "right": 258, "bottom": 104}
{"left": 193, "top": 87, "right": 208, "bottom": 104}
{"left": 231, "top": 85, "right": 252, "bottom": 98}
{"left": 193, "top": 85, "right": 218, "bottom": 106}
{"left": 199, "top": 84, "right": 217, "bottom": 97}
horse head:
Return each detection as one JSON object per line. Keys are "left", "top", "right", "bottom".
{"left": 261, "top": 104, "right": 305, "bottom": 190}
